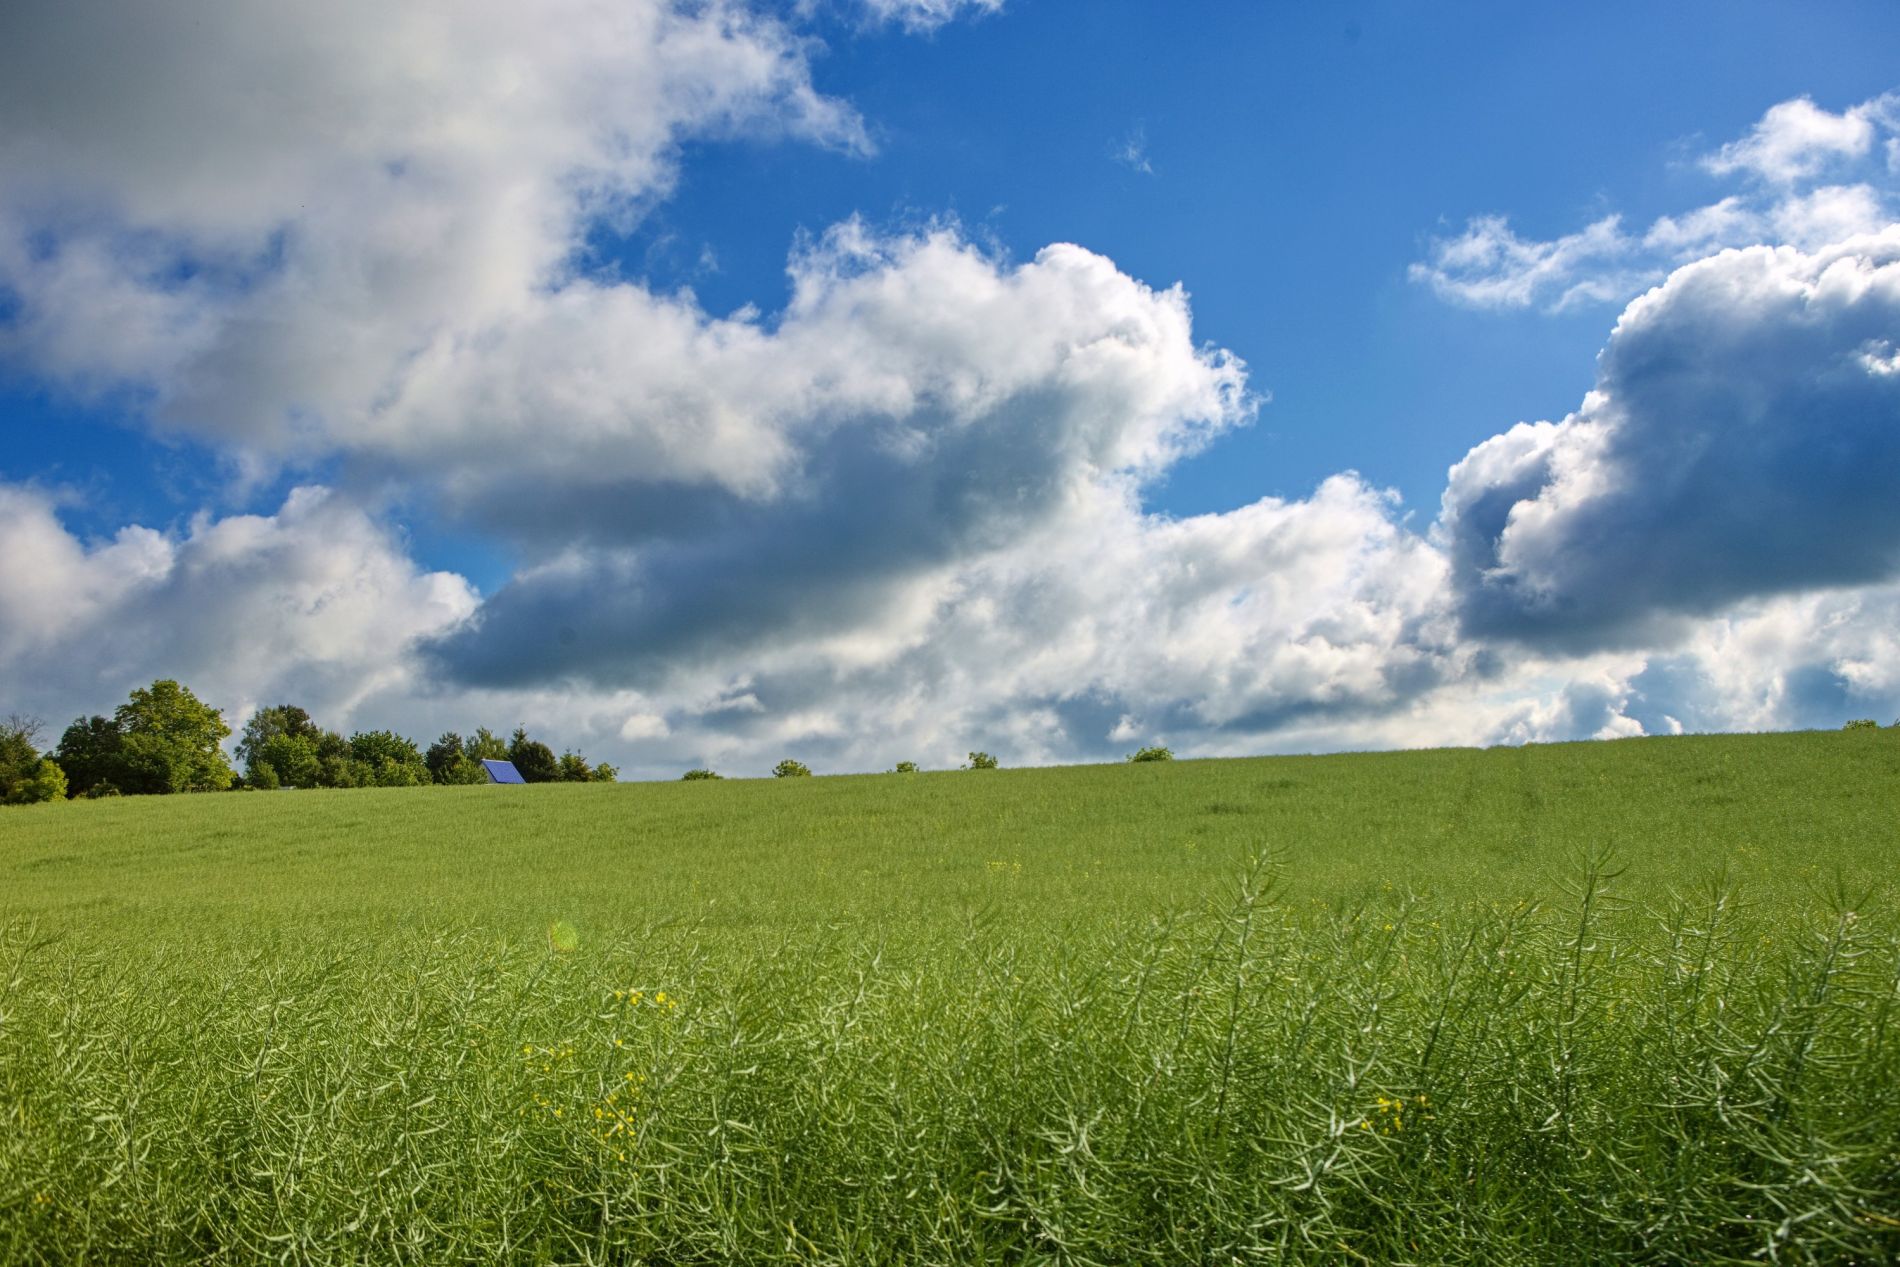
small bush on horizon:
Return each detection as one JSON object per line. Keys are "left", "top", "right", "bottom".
{"left": 1843, "top": 718, "right": 1880, "bottom": 730}
{"left": 682, "top": 768, "right": 723, "bottom": 781}
{"left": 773, "top": 759, "right": 812, "bottom": 778}
{"left": 964, "top": 752, "right": 998, "bottom": 770}
{"left": 892, "top": 761, "right": 919, "bottom": 773}
{"left": 1128, "top": 746, "right": 1174, "bottom": 763}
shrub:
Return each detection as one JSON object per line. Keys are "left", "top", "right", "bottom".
{"left": 965, "top": 752, "right": 998, "bottom": 770}
{"left": 85, "top": 781, "right": 121, "bottom": 799}
{"left": 1128, "top": 746, "right": 1174, "bottom": 763}
{"left": 682, "top": 768, "right": 723, "bottom": 781}
{"left": 892, "top": 761, "right": 919, "bottom": 774}
{"left": 1843, "top": 718, "right": 1880, "bottom": 730}
{"left": 773, "top": 759, "right": 812, "bottom": 778}
{"left": 5, "top": 758, "right": 67, "bottom": 805}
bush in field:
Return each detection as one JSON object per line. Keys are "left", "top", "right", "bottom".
{"left": 1128, "top": 745, "right": 1174, "bottom": 762}
{"left": 15, "top": 759, "right": 67, "bottom": 804}
{"left": 964, "top": 751, "right": 998, "bottom": 770}
{"left": 555, "top": 751, "right": 616, "bottom": 782}
{"left": 773, "top": 759, "right": 812, "bottom": 778}
{"left": 892, "top": 761, "right": 919, "bottom": 773}
{"left": 1843, "top": 718, "right": 1879, "bottom": 730}
{"left": 682, "top": 769, "right": 723, "bottom": 781}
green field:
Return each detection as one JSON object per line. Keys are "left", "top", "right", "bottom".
{"left": 3, "top": 732, "right": 1898, "bottom": 1264}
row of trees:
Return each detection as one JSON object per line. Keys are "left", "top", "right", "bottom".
{"left": 234, "top": 704, "right": 615, "bottom": 790}
{"left": 6, "top": 679, "right": 615, "bottom": 801}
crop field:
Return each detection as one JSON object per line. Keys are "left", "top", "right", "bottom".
{"left": 2, "top": 731, "right": 1898, "bottom": 1264}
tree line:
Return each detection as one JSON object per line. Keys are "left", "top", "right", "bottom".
{"left": 0, "top": 679, "right": 615, "bottom": 802}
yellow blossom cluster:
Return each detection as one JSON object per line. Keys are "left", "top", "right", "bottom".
{"left": 1359, "top": 1093, "right": 1428, "bottom": 1135}
{"left": 612, "top": 987, "right": 680, "bottom": 1012}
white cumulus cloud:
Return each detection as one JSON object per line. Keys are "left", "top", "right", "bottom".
{"left": 1414, "top": 91, "right": 1899, "bottom": 312}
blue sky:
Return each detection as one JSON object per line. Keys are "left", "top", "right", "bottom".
{"left": 2, "top": 0, "right": 1898, "bottom": 775}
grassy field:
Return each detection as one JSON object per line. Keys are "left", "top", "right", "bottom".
{"left": 2, "top": 730, "right": 1897, "bottom": 1264}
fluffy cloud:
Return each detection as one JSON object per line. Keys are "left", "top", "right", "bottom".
{"left": 1702, "top": 95, "right": 1886, "bottom": 185}
{"left": 0, "top": 485, "right": 476, "bottom": 731}
{"left": 443, "top": 471, "right": 1460, "bottom": 775}
{"left": 426, "top": 221, "right": 1251, "bottom": 677}
{"left": 1414, "top": 92, "right": 1898, "bottom": 311}
{"left": 1409, "top": 214, "right": 1646, "bottom": 311}
{"left": 2, "top": 2, "right": 1897, "bottom": 776}
{"left": 1440, "top": 230, "right": 1900, "bottom": 649}
{"left": 0, "top": 0, "right": 865, "bottom": 462}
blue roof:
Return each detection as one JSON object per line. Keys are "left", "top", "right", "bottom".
{"left": 481, "top": 758, "right": 526, "bottom": 784}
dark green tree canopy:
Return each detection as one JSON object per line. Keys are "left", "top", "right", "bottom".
{"left": 54, "top": 715, "right": 123, "bottom": 797}
{"left": 238, "top": 704, "right": 326, "bottom": 788}
{"left": 426, "top": 732, "right": 487, "bottom": 784}
{"left": 508, "top": 727, "right": 560, "bottom": 783}
{"left": 347, "top": 730, "right": 430, "bottom": 787}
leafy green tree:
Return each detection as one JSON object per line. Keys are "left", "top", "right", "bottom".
{"left": 1, "top": 716, "right": 65, "bottom": 805}
{"left": 1, "top": 716, "right": 40, "bottom": 789}
{"left": 556, "top": 751, "right": 593, "bottom": 782}
{"left": 681, "top": 768, "right": 723, "bottom": 781}
{"left": 238, "top": 705, "right": 319, "bottom": 769}
{"left": 1128, "top": 746, "right": 1174, "bottom": 762}
{"left": 592, "top": 762, "right": 618, "bottom": 783}
{"left": 113, "top": 680, "right": 235, "bottom": 794}
{"left": 236, "top": 705, "right": 326, "bottom": 788}
{"left": 892, "top": 761, "right": 919, "bottom": 773}
{"left": 964, "top": 751, "right": 998, "bottom": 770}
{"left": 508, "top": 727, "right": 559, "bottom": 783}
{"left": 347, "top": 730, "right": 429, "bottom": 787}
{"left": 465, "top": 728, "right": 509, "bottom": 762}
{"left": 306, "top": 731, "right": 358, "bottom": 788}
{"left": 1844, "top": 718, "right": 1879, "bottom": 730}
{"left": 54, "top": 715, "right": 125, "bottom": 797}
{"left": 427, "top": 732, "right": 487, "bottom": 785}
{"left": 256, "top": 733, "right": 322, "bottom": 788}
{"left": 773, "top": 759, "right": 812, "bottom": 778}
